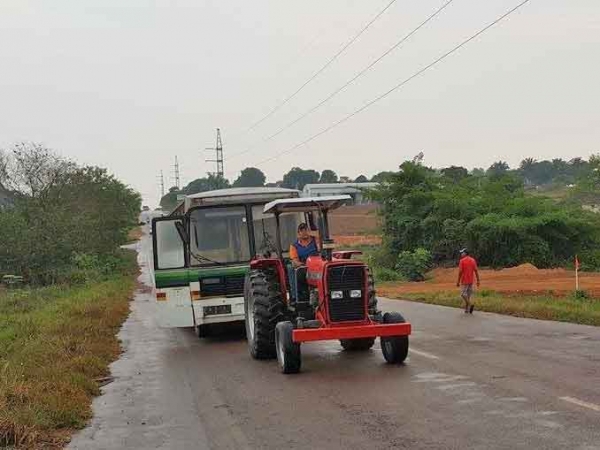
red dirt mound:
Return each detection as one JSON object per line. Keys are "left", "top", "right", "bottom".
{"left": 379, "top": 264, "right": 600, "bottom": 297}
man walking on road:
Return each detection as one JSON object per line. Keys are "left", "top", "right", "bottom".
{"left": 456, "top": 248, "right": 480, "bottom": 314}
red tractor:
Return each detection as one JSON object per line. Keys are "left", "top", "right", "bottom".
{"left": 244, "top": 195, "right": 411, "bottom": 374}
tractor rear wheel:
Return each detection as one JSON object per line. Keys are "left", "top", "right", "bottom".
{"left": 275, "top": 321, "right": 301, "bottom": 374}
{"left": 244, "top": 269, "right": 285, "bottom": 359}
{"left": 381, "top": 312, "right": 409, "bottom": 364}
{"left": 340, "top": 338, "right": 375, "bottom": 351}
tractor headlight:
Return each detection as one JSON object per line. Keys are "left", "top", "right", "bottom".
{"left": 350, "top": 290, "right": 362, "bottom": 298}
{"left": 331, "top": 290, "right": 343, "bottom": 299}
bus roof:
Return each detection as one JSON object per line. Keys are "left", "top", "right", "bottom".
{"left": 186, "top": 187, "right": 297, "bottom": 200}
{"left": 172, "top": 187, "right": 300, "bottom": 214}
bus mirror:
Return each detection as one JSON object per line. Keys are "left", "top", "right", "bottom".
{"left": 175, "top": 221, "right": 189, "bottom": 246}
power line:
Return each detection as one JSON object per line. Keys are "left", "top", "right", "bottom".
{"left": 256, "top": 0, "right": 533, "bottom": 166}
{"left": 229, "top": 0, "right": 456, "bottom": 161}
{"left": 238, "top": 0, "right": 399, "bottom": 136}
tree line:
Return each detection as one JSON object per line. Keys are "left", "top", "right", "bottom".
{"left": 370, "top": 154, "right": 600, "bottom": 273}
{"left": 159, "top": 167, "right": 371, "bottom": 211}
{"left": 0, "top": 143, "right": 141, "bottom": 284}
{"left": 160, "top": 156, "right": 598, "bottom": 212}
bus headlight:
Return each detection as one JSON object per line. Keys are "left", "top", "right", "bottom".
{"left": 350, "top": 290, "right": 362, "bottom": 298}
{"left": 331, "top": 291, "right": 343, "bottom": 299}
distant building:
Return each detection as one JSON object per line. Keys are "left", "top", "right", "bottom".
{"left": 302, "top": 183, "right": 378, "bottom": 205}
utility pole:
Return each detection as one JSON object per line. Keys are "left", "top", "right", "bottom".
{"left": 159, "top": 170, "right": 165, "bottom": 197}
{"left": 205, "top": 128, "right": 224, "bottom": 178}
{"left": 172, "top": 156, "right": 181, "bottom": 189}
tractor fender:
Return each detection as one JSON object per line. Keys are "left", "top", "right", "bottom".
{"left": 250, "top": 257, "right": 289, "bottom": 303}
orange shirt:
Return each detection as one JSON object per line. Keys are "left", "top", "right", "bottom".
{"left": 459, "top": 256, "right": 478, "bottom": 284}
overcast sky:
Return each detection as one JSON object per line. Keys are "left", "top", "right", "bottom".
{"left": 1, "top": 0, "right": 598, "bottom": 207}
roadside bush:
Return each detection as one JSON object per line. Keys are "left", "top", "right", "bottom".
{"left": 371, "top": 160, "right": 600, "bottom": 271}
{"left": 578, "top": 249, "right": 600, "bottom": 272}
{"left": 0, "top": 144, "right": 141, "bottom": 285}
{"left": 396, "top": 248, "right": 432, "bottom": 282}
{"left": 372, "top": 266, "right": 404, "bottom": 283}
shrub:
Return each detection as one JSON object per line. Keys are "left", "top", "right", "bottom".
{"left": 396, "top": 248, "right": 433, "bottom": 282}
{"left": 578, "top": 249, "right": 600, "bottom": 272}
{"left": 372, "top": 266, "right": 404, "bottom": 283}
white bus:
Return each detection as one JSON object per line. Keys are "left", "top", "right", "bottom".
{"left": 151, "top": 187, "right": 299, "bottom": 336}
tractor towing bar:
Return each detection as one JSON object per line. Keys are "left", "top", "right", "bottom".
{"left": 293, "top": 322, "right": 411, "bottom": 343}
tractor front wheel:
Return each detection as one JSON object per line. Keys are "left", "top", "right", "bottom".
{"left": 380, "top": 312, "right": 409, "bottom": 364}
{"left": 275, "top": 321, "right": 301, "bottom": 374}
{"left": 340, "top": 338, "right": 375, "bottom": 351}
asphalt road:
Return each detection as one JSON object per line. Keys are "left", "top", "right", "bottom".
{"left": 69, "top": 232, "right": 600, "bottom": 450}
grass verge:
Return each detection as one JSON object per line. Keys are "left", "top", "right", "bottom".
{"left": 0, "top": 252, "right": 137, "bottom": 448}
{"left": 127, "top": 226, "right": 144, "bottom": 243}
{"left": 382, "top": 288, "right": 600, "bottom": 326}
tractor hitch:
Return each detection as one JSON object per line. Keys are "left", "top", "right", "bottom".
{"left": 292, "top": 322, "right": 411, "bottom": 343}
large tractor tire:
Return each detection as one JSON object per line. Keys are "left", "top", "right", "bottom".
{"left": 244, "top": 269, "right": 285, "bottom": 360}
{"left": 340, "top": 338, "right": 375, "bottom": 351}
{"left": 367, "top": 270, "right": 378, "bottom": 316}
{"left": 275, "top": 321, "right": 301, "bottom": 374}
{"left": 380, "top": 312, "right": 409, "bottom": 364}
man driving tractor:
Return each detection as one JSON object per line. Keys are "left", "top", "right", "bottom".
{"left": 288, "top": 222, "right": 320, "bottom": 301}
{"left": 289, "top": 222, "right": 320, "bottom": 267}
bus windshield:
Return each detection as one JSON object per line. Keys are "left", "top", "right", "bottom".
{"left": 189, "top": 206, "right": 251, "bottom": 265}
{"left": 252, "top": 206, "right": 302, "bottom": 258}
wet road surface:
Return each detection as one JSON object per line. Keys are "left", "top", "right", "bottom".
{"left": 69, "top": 232, "right": 600, "bottom": 450}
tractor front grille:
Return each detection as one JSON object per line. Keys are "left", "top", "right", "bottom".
{"left": 200, "top": 275, "right": 245, "bottom": 297}
{"left": 327, "top": 265, "right": 366, "bottom": 322}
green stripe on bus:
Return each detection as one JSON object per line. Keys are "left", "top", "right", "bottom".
{"left": 155, "top": 266, "right": 249, "bottom": 288}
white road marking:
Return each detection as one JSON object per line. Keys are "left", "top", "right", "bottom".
{"left": 534, "top": 419, "right": 563, "bottom": 429}
{"left": 499, "top": 397, "right": 529, "bottom": 403}
{"left": 413, "top": 372, "right": 463, "bottom": 382}
{"left": 436, "top": 382, "right": 477, "bottom": 391}
{"left": 560, "top": 396, "right": 600, "bottom": 412}
{"left": 409, "top": 348, "right": 440, "bottom": 360}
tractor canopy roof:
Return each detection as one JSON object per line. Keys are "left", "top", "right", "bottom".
{"left": 263, "top": 195, "right": 351, "bottom": 215}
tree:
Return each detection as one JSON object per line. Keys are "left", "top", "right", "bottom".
{"left": 160, "top": 174, "right": 231, "bottom": 212}
{"left": 519, "top": 158, "right": 536, "bottom": 185}
{"left": 354, "top": 175, "right": 368, "bottom": 183}
{"left": 0, "top": 144, "right": 141, "bottom": 284}
{"left": 281, "top": 167, "right": 319, "bottom": 190}
{"left": 471, "top": 168, "right": 485, "bottom": 177}
{"left": 371, "top": 171, "right": 395, "bottom": 183}
{"left": 486, "top": 161, "right": 510, "bottom": 179}
{"left": 319, "top": 169, "right": 338, "bottom": 183}
{"left": 339, "top": 176, "right": 351, "bottom": 183}
{"left": 233, "top": 167, "right": 266, "bottom": 187}
{"left": 371, "top": 156, "right": 600, "bottom": 270}
{"left": 440, "top": 166, "right": 468, "bottom": 183}
{"left": 0, "top": 142, "right": 75, "bottom": 200}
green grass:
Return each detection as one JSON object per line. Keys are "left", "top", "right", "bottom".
{"left": 0, "top": 254, "right": 137, "bottom": 448}
{"left": 391, "top": 290, "right": 600, "bottom": 326}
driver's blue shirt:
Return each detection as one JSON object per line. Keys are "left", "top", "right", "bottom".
{"left": 289, "top": 237, "right": 319, "bottom": 263}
